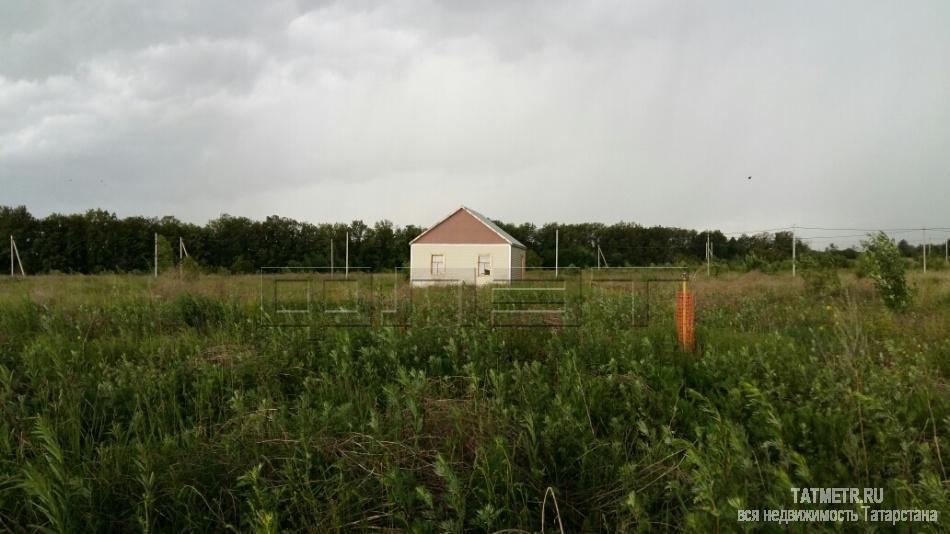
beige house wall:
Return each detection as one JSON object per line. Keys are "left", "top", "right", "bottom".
{"left": 410, "top": 243, "right": 511, "bottom": 285}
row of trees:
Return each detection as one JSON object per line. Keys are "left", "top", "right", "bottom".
{"left": 1, "top": 204, "right": 907, "bottom": 275}
{"left": 0, "top": 206, "right": 425, "bottom": 274}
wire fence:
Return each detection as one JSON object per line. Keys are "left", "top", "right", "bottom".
{"left": 257, "top": 266, "right": 698, "bottom": 330}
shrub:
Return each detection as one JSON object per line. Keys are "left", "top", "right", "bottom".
{"left": 173, "top": 293, "right": 226, "bottom": 330}
{"left": 180, "top": 256, "right": 202, "bottom": 281}
{"left": 860, "top": 232, "right": 911, "bottom": 311}
{"left": 799, "top": 254, "right": 841, "bottom": 299}
{"left": 742, "top": 253, "right": 767, "bottom": 273}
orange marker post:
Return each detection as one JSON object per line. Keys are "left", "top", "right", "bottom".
{"left": 675, "top": 273, "right": 695, "bottom": 352}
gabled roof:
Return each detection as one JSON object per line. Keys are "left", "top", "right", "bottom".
{"left": 410, "top": 206, "right": 526, "bottom": 248}
{"left": 463, "top": 207, "right": 526, "bottom": 248}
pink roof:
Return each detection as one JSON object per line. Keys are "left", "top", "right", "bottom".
{"left": 411, "top": 207, "right": 524, "bottom": 247}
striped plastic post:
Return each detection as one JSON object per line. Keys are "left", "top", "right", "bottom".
{"left": 675, "top": 277, "right": 695, "bottom": 352}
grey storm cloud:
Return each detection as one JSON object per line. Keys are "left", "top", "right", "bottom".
{"left": 1, "top": 0, "right": 949, "bottom": 238}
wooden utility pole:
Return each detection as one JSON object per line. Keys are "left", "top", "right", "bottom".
{"left": 554, "top": 227, "right": 559, "bottom": 279}
{"left": 791, "top": 225, "right": 797, "bottom": 277}
{"left": 16, "top": 242, "right": 23, "bottom": 276}
{"left": 154, "top": 233, "right": 158, "bottom": 277}
{"left": 15, "top": 238, "right": 24, "bottom": 276}
{"left": 596, "top": 242, "right": 608, "bottom": 269}
{"left": 178, "top": 237, "right": 189, "bottom": 279}
{"left": 9, "top": 236, "right": 25, "bottom": 276}
{"left": 923, "top": 229, "right": 927, "bottom": 273}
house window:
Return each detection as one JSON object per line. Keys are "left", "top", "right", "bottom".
{"left": 430, "top": 254, "right": 445, "bottom": 275}
{"left": 478, "top": 254, "right": 491, "bottom": 276}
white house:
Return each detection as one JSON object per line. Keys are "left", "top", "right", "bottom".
{"left": 409, "top": 206, "right": 526, "bottom": 285}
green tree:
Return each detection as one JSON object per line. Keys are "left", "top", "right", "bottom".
{"left": 154, "top": 235, "right": 176, "bottom": 273}
{"left": 799, "top": 253, "right": 841, "bottom": 299}
{"left": 860, "top": 232, "right": 911, "bottom": 311}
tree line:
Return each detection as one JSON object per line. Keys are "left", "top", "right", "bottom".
{"left": 0, "top": 205, "right": 895, "bottom": 275}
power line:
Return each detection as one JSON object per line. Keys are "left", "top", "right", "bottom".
{"left": 797, "top": 226, "right": 906, "bottom": 232}
{"left": 722, "top": 226, "right": 792, "bottom": 236}
{"left": 721, "top": 226, "right": 950, "bottom": 236}
{"left": 795, "top": 226, "right": 947, "bottom": 233}
{"left": 799, "top": 236, "right": 865, "bottom": 240}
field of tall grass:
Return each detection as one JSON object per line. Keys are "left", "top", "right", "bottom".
{"left": 0, "top": 271, "right": 947, "bottom": 532}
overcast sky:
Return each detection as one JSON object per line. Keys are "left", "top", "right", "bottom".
{"left": 1, "top": 0, "right": 949, "bottom": 240}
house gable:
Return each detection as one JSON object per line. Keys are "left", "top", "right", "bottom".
{"left": 411, "top": 208, "right": 509, "bottom": 245}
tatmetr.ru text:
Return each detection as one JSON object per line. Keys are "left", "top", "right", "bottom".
{"left": 790, "top": 487, "right": 883, "bottom": 505}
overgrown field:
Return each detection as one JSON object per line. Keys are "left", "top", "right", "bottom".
{"left": 0, "top": 272, "right": 947, "bottom": 532}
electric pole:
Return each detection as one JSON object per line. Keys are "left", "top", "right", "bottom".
{"left": 791, "top": 225, "right": 797, "bottom": 277}
{"left": 706, "top": 232, "right": 711, "bottom": 277}
{"left": 923, "top": 229, "right": 927, "bottom": 273}
{"left": 178, "top": 237, "right": 189, "bottom": 279}
{"left": 9, "top": 236, "right": 25, "bottom": 277}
